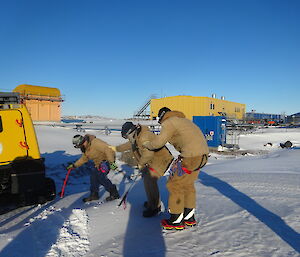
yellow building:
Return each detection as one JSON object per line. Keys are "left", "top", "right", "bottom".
{"left": 150, "top": 95, "right": 246, "bottom": 120}
{"left": 13, "top": 84, "right": 63, "bottom": 122}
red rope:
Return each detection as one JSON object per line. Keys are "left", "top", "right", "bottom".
{"left": 60, "top": 168, "right": 73, "bottom": 198}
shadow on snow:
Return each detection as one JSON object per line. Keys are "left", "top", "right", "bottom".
{"left": 0, "top": 151, "right": 104, "bottom": 256}
{"left": 199, "top": 171, "right": 300, "bottom": 253}
{"left": 121, "top": 169, "right": 167, "bottom": 257}
{"left": 0, "top": 197, "right": 86, "bottom": 257}
{"left": 0, "top": 151, "right": 168, "bottom": 257}
{"left": 2, "top": 150, "right": 299, "bottom": 256}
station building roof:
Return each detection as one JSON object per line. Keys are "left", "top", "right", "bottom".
{"left": 13, "top": 84, "right": 61, "bottom": 97}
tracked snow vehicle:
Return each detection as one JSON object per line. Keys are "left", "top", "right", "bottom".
{"left": 0, "top": 92, "right": 56, "bottom": 206}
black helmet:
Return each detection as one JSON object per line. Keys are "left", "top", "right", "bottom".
{"left": 121, "top": 122, "right": 137, "bottom": 139}
{"left": 72, "top": 134, "right": 85, "bottom": 148}
{"left": 158, "top": 107, "right": 171, "bottom": 123}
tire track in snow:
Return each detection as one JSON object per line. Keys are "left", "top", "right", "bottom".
{"left": 46, "top": 209, "right": 90, "bottom": 257}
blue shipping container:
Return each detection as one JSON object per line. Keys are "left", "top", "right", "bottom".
{"left": 193, "top": 116, "right": 227, "bottom": 147}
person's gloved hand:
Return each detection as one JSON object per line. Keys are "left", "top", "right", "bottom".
{"left": 108, "top": 145, "right": 116, "bottom": 152}
{"left": 66, "top": 163, "right": 75, "bottom": 170}
{"left": 109, "top": 161, "right": 118, "bottom": 171}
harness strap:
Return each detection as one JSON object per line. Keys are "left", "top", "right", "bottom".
{"left": 194, "top": 154, "right": 208, "bottom": 171}
{"left": 165, "top": 158, "right": 175, "bottom": 172}
{"left": 182, "top": 166, "right": 192, "bottom": 174}
{"left": 98, "top": 160, "right": 110, "bottom": 173}
{"left": 148, "top": 157, "right": 175, "bottom": 175}
{"left": 179, "top": 154, "right": 208, "bottom": 174}
{"left": 148, "top": 167, "right": 159, "bottom": 174}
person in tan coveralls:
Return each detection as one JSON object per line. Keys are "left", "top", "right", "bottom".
{"left": 68, "top": 134, "right": 120, "bottom": 202}
{"left": 143, "top": 107, "right": 209, "bottom": 230}
{"left": 110, "top": 122, "right": 173, "bottom": 217}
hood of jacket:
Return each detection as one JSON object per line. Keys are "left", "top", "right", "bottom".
{"left": 161, "top": 110, "right": 186, "bottom": 123}
{"left": 80, "top": 134, "right": 96, "bottom": 152}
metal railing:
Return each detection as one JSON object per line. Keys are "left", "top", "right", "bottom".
{"left": 133, "top": 94, "right": 157, "bottom": 120}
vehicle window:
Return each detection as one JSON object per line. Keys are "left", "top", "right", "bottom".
{"left": 0, "top": 116, "right": 2, "bottom": 132}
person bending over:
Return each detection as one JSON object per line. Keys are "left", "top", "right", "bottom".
{"left": 67, "top": 134, "right": 119, "bottom": 202}
{"left": 110, "top": 122, "right": 173, "bottom": 217}
{"left": 143, "top": 107, "right": 209, "bottom": 230}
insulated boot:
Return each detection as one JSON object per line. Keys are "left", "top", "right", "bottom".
{"left": 161, "top": 213, "right": 185, "bottom": 230}
{"left": 143, "top": 205, "right": 161, "bottom": 217}
{"left": 106, "top": 185, "right": 120, "bottom": 201}
{"left": 83, "top": 192, "right": 99, "bottom": 203}
{"left": 183, "top": 208, "right": 197, "bottom": 227}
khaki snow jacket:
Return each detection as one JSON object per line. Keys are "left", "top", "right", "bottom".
{"left": 74, "top": 134, "right": 115, "bottom": 168}
{"left": 143, "top": 111, "right": 209, "bottom": 159}
{"left": 116, "top": 125, "right": 173, "bottom": 176}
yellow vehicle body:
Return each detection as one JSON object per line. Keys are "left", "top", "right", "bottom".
{"left": 0, "top": 104, "right": 40, "bottom": 165}
{"left": 0, "top": 101, "right": 55, "bottom": 206}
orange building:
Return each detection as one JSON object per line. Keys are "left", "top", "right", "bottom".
{"left": 13, "top": 84, "right": 63, "bottom": 122}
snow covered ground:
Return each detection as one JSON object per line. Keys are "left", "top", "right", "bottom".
{"left": 0, "top": 124, "right": 300, "bottom": 257}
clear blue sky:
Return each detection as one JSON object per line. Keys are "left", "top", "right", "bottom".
{"left": 0, "top": 0, "right": 299, "bottom": 118}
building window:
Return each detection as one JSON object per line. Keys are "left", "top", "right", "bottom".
{"left": 0, "top": 116, "right": 2, "bottom": 132}
{"left": 235, "top": 107, "right": 240, "bottom": 112}
{"left": 210, "top": 103, "right": 215, "bottom": 110}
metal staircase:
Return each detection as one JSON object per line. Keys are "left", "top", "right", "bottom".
{"left": 133, "top": 94, "right": 157, "bottom": 120}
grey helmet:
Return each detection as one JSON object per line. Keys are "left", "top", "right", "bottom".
{"left": 72, "top": 134, "right": 85, "bottom": 148}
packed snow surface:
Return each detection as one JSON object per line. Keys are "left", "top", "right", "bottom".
{"left": 0, "top": 124, "right": 299, "bottom": 257}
